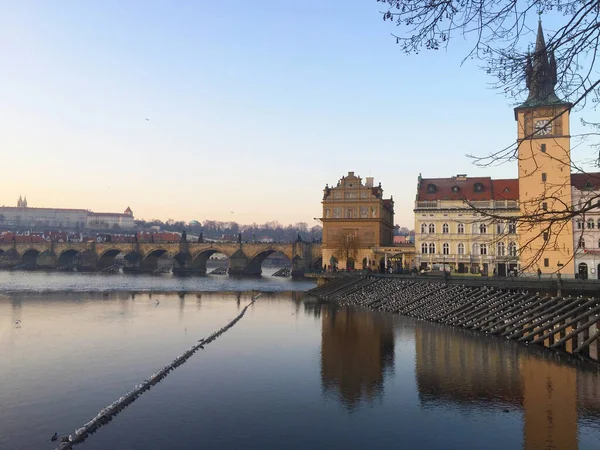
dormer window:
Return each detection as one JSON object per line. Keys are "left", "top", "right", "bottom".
{"left": 427, "top": 184, "right": 437, "bottom": 193}
{"left": 504, "top": 187, "right": 510, "bottom": 193}
{"left": 451, "top": 186, "right": 460, "bottom": 193}
{"left": 584, "top": 180, "right": 594, "bottom": 190}
{"left": 474, "top": 182, "right": 484, "bottom": 192}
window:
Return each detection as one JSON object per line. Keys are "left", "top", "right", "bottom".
{"left": 542, "top": 173, "right": 547, "bottom": 182}
{"left": 508, "top": 241, "right": 517, "bottom": 257}
{"left": 542, "top": 202, "right": 548, "bottom": 211}
{"left": 541, "top": 143, "right": 546, "bottom": 153}
{"left": 457, "top": 223, "right": 465, "bottom": 234}
{"left": 429, "top": 223, "right": 435, "bottom": 234}
{"left": 421, "top": 223, "right": 427, "bottom": 233}
{"left": 577, "top": 220, "right": 584, "bottom": 230}
{"left": 452, "top": 186, "right": 460, "bottom": 192}
{"left": 472, "top": 243, "right": 480, "bottom": 255}
{"left": 479, "top": 223, "right": 487, "bottom": 234}
{"left": 544, "top": 258, "right": 549, "bottom": 268}
{"left": 443, "top": 243, "right": 449, "bottom": 255}
{"left": 543, "top": 231, "right": 549, "bottom": 241}
{"left": 442, "top": 223, "right": 449, "bottom": 234}
{"left": 429, "top": 243, "right": 436, "bottom": 254}
{"left": 474, "top": 182, "right": 484, "bottom": 192}
{"left": 598, "top": 219, "right": 600, "bottom": 229}
{"left": 588, "top": 219, "right": 595, "bottom": 229}
{"left": 421, "top": 243, "right": 428, "bottom": 254}
{"left": 497, "top": 242, "right": 505, "bottom": 256}
{"left": 578, "top": 237, "right": 586, "bottom": 249}
{"left": 458, "top": 243, "right": 465, "bottom": 255}
{"left": 496, "top": 222, "right": 505, "bottom": 234}
{"left": 480, "top": 243, "right": 487, "bottom": 255}
{"left": 427, "top": 184, "right": 437, "bottom": 193}
{"left": 508, "top": 221, "right": 516, "bottom": 234}
{"left": 598, "top": 238, "right": 600, "bottom": 248}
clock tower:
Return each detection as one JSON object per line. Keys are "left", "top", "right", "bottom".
{"left": 514, "top": 21, "right": 573, "bottom": 275}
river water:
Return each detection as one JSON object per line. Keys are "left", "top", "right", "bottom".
{"left": 1, "top": 271, "right": 599, "bottom": 450}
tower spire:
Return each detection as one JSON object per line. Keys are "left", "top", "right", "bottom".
{"left": 520, "top": 20, "right": 563, "bottom": 108}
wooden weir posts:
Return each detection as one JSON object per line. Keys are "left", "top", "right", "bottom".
{"left": 306, "top": 276, "right": 600, "bottom": 365}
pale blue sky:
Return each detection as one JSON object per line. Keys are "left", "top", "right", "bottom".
{"left": 0, "top": 1, "right": 592, "bottom": 227}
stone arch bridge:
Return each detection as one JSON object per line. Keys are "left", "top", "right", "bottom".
{"left": 0, "top": 241, "right": 323, "bottom": 276}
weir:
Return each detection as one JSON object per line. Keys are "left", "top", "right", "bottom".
{"left": 307, "top": 277, "right": 600, "bottom": 365}
{"left": 54, "top": 294, "right": 261, "bottom": 450}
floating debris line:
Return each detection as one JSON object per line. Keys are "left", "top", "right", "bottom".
{"left": 55, "top": 296, "right": 259, "bottom": 450}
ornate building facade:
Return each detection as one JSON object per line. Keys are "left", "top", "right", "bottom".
{"left": 321, "top": 172, "right": 411, "bottom": 271}
{"left": 571, "top": 173, "right": 600, "bottom": 279}
{"left": 414, "top": 175, "right": 520, "bottom": 276}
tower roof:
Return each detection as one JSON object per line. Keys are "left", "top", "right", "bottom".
{"left": 517, "top": 21, "right": 567, "bottom": 109}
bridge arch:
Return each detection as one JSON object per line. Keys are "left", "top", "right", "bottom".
{"left": 246, "top": 249, "right": 293, "bottom": 274}
{"left": 192, "top": 249, "right": 231, "bottom": 274}
{"left": 98, "top": 249, "right": 124, "bottom": 268}
{"left": 21, "top": 249, "right": 41, "bottom": 268}
{"left": 141, "top": 249, "right": 172, "bottom": 271}
{"left": 57, "top": 249, "right": 80, "bottom": 270}
{"left": 37, "top": 250, "right": 57, "bottom": 269}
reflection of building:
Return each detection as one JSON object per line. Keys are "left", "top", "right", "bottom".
{"left": 320, "top": 306, "right": 394, "bottom": 410}
{"left": 0, "top": 197, "right": 135, "bottom": 230}
{"left": 321, "top": 172, "right": 415, "bottom": 271}
{"left": 414, "top": 175, "right": 519, "bottom": 276}
{"left": 414, "top": 322, "right": 600, "bottom": 449}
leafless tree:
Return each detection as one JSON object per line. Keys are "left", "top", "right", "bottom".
{"left": 379, "top": 0, "right": 600, "bottom": 271}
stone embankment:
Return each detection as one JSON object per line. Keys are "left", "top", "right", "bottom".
{"left": 54, "top": 294, "right": 261, "bottom": 450}
{"left": 307, "top": 277, "right": 600, "bottom": 364}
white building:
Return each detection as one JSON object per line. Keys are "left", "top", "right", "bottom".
{"left": 0, "top": 197, "right": 135, "bottom": 230}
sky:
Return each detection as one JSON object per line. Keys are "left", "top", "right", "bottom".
{"left": 0, "top": 1, "right": 595, "bottom": 228}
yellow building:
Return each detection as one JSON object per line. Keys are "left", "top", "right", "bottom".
{"left": 514, "top": 21, "right": 574, "bottom": 275}
{"left": 321, "top": 172, "right": 413, "bottom": 271}
{"left": 414, "top": 175, "right": 520, "bottom": 276}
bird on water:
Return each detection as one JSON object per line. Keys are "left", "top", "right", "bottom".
{"left": 50, "top": 432, "right": 58, "bottom": 441}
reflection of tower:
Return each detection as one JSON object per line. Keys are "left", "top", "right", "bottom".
{"left": 320, "top": 306, "right": 394, "bottom": 410}
{"left": 521, "top": 357, "right": 577, "bottom": 450}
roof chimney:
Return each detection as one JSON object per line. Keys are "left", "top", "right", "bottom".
{"left": 365, "top": 177, "right": 374, "bottom": 188}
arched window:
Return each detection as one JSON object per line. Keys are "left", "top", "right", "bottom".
{"left": 429, "top": 243, "right": 436, "bottom": 254}
{"left": 421, "top": 223, "right": 427, "bottom": 233}
{"left": 578, "top": 237, "right": 586, "bottom": 249}
{"left": 457, "top": 243, "right": 465, "bottom": 255}
{"left": 429, "top": 223, "right": 435, "bottom": 234}
{"left": 588, "top": 219, "right": 595, "bottom": 229}
{"left": 508, "top": 241, "right": 517, "bottom": 257}
{"left": 576, "top": 220, "right": 584, "bottom": 230}
{"left": 479, "top": 223, "right": 487, "bottom": 234}
{"left": 497, "top": 242, "right": 505, "bottom": 256}
{"left": 457, "top": 223, "right": 465, "bottom": 234}
{"left": 421, "top": 243, "right": 428, "bottom": 254}
{"left": 442, "top": 223, "right": 449, "bottom": 234}
{"left": 480, "top": 243, "right": 487, "bottom": 255}
{"left": 597, "top": 219, "right": 600, "bottom": 229}
{"left": 443, "top": 243, "right": 449, "bottom": 255}
{"left": 474, "top": 182, "right": 484, "bottom": 192}
{"left": 508, "top": 221, "right": 516, "bottom": 234}
{"left": 496, "top": 222, "right": 505, "bottom": 234}
{"left": 472, "top": 243, "right": 480, "bottom": 255}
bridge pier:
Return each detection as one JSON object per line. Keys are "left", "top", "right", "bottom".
{"left": 228, "top": 249, "right": 261, "bottom": 276}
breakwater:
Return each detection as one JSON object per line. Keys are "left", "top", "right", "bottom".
{"left": 54, "top": 293, "right": 261, "bottom": 450}
{"left": 307, "top": 277, "right": 600, "bottom": 365}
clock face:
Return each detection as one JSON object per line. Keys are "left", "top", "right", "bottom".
{"left": 534, "top": 119, "right": 552, "bottom": 136}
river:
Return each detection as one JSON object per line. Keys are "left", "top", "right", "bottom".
{"left": 1, "top": 271, "right": 599, "bottom": 450}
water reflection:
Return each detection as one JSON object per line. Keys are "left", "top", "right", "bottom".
{"left": 320, "top": 306, "right": 394, "bottom": 410}
{"left": 414, "top": 321, "right": 600, "bottom": 449}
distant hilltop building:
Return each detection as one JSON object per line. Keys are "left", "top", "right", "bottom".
{"left": 0, "top": 196, "right": 134, "bottom": 230}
